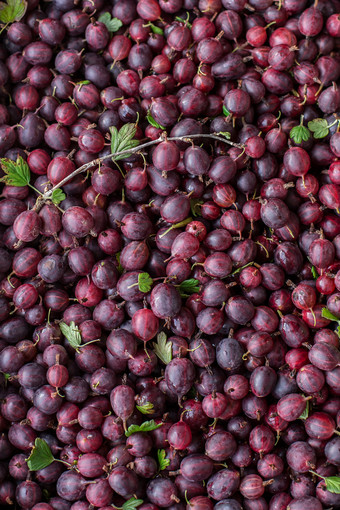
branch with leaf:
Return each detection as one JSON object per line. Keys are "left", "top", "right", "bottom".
{"left": 0, "top": 156, "right": 65, "bottom": 206}
{"left": 59, "top": 321, "right": 100, "bottom": 351}
{"left": 26, "top": 438, "right": 71, "bottom": 471}
{"left": 42, "top": 126, "right": 242, "bottom": 202}
{"left": 0, "top": 0, "right": 26, "bottom": 31}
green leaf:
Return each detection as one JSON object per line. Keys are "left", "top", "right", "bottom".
{"left": 122, "top": 498, "right": 144, "bottom": 510}
{"left": 153, "top": 332, "right": 172, "bottom": 365}
{"left": 311, "top": 266, "right": 318, "bottom": 279}
{"left": 138, "top": 272, "right": 153, "bottom": 293}
{"left": 223, "top": 105, "right": 231, "bottom": 117}
{"left": 190, "top": 199, "right": 203, "bottom": 217}
{"left": 146, "top": 113, "right": 165, "bottom": 130}
{"left": 179, "top": 279, "right": 200, "bottom": 298}
{"left": 325, "top": 476, "right": 340, "bottom": 494}
{"left": 217, "top": 131, "right": 231, "bottom": 139}
{"left": 110, "top": 123, "right": 140, "bottom": 161}
{"left": 136, "top": 402, "right": 154, "bottom": 415}
{"left": 157, "top": 449, "right": 170, "bottom": 471}
{"left": 308, "top": 118, "right": 329, "bottom": 139}
{"left": 299, "top": 398, "right": 309, "bottom": 420}
{"left": 98, "top": 12, "right": 123, "bottom": 33}
{"left": 115, "top": 252, "right": 123, "bottom": 274}
{"left": 149, "top": 23, "right": 163, "bottom": 35}
{"left": 59, "top": 321, "right": 82, "bottom": 351}
{"left": 0, "top": 156, "right": 30, "bottom": 187}
{"left": 321, "top": 307, "right": 340, "bottom": 322}
{"left": 26, "top": 438, "right": 55, "bottom": 471}
{"left": 125, "top": 420, "right": 163, "bottom": 437}
{"left": 337, "top": 323, "right": 340, "bottom": 339}
{"left": 289, "top": 125, "right": 311, "bottom": 144}
{"left": 0, "top": 0, "right": 26, "bottom": 24}
{"left": 51, "top": 189, "right": 66, "bottom": 205}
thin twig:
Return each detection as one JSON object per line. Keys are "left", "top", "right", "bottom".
{"left": 43, "top": 133, "right": 242, "bottom": 199}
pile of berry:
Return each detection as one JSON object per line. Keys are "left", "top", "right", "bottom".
{"left": 0, "top": 0, "right": 340, "bottom": 509}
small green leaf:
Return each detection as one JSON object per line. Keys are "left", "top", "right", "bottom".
{"left": 325, "top": 476, "right": 340, "bottom": 494}
{"left": 179, "top": 279, "right": 200, "bottom": 298}
{"left": 146, "top": 113, "right": 165, "bottom": 130}
{"left": 218, "top": 131, "right": 231, "bottom": 139}
{"left": 337, "top": 323, "right": 340, "bottom": 339}
{"left": 223, "top": 105, "right": 231, "bottom": 117}
{"left": 0, "top": 156, "right": 30, "bottom": 187}
{"left": 153, "top": 332, "right": 172, "bottom": 365}
{"left": 136, "top": 402, "right": 154, "bottom": 415}
{"left": 157, "top": 449, "right": 170, "bottom": 471}
{"left": 125, "top": 420, "right": 163, "bottom": 437}
{"left": 138, "top": 272, "right": 153, "bottom": 293}
{"left": 59, "top": 321, "right": 82, "bottom": 351}
{"left": 122, "top": 498, "right": 144, "bottom": 510}
{"left": 26, "top": 438, "right": 55, "bottom": 471}
{"left": 149, "top": 23, "right": 163, "bottom": 35}
{"left": 51, "top": 188, "right": 66, "bottom": 205}
{"left": 308, "top": 118, "right": 329, "bottom": 139}
{"left": 115, "top": 252, "right": 123, "bottom": 274}
{"left": 311, "top": 266, "right": 318, "bottom": 279}
{"left": 289, "top": 125, "right": 311, "bottom": 144}
{"left": 321, "top": 307, "right": 340, "bottom": 322}
{"left": 98, "top": 12, "right": 123, "bottom": 33}
{"left": 110, "top": 123, "right": 140, "bottom": 161}
{"left": 299, "top": 398, "right": 309, "bottom": 420}
{"left": 0, "top": 0, "right": 26, "bottom": 24}
{"left": 190, "top": 199, "right": 203, "bottom": 217}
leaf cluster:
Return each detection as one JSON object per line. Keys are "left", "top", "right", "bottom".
{"left": 125, "top": 420, "right": 163, "bottom": 437}
{"left": 98, "top": 12, "right": 122, "bottom": 33}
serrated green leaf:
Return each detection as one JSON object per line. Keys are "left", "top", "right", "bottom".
{"left": 59, "top": 321, "right": 82, "bottom": 351}
{"left": 157, "top": 449, "right": 170, "bottom": 471}
{"left": 136, "top": 402, "right": 154, "bottom": 415}
{"left": 325, "top": 476, "right": 340, "bottom": 494}
{"left": 0, "top": 0, "right": 26, "bottom": 24}
{"left": 110, "top": 123, "right": 140, "bottom": 161}
{"left": 122, "top": 498, "right": 144, "bottom": 510}
{"left": 321, "top": 307, "right": 340, "bottom": 322}
{"left": 0, "top": 156, "right": 30, "bottom": 187}
{"left": 290, "top": 125, "right": 311, "bottom": 144}
{"left": 110, "top": 126, "right": 119, "bottom": 155}
{"left": 98, "top": 12, "right": 123, "bottom": 33}
{"left": 146, "top": 113, "right": 165, "bottom": 130}
{"left": 311, "top": 266, "right": 318, "bottom": 279}
{"left": 125, "top": 420, "right": 163, "bottom": 438}
{"left": 223, "top": 105, "right": 231, "bottom": 117}
{"left": 179, "top": 279, "right": 200, "bottom": 298}
{"left": 308, "top": 118, "right": 329, "bottom": 139}
{"left": 26, "top": 439, "right": 55, "bottom": 471}
{"left": 138, "top": 272, "right": 153, "bottom": 293}
{"left": 149, "top": 23, "right": 163, "bottom": 35}
{"left": 153, "top": 332, "right": 172, "bottom": 365}
{"left": 218, "top": 131, "right": 231, "bottom": 140}
{"left": 51, "top": 189, "right": 66, "bottom": 205}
